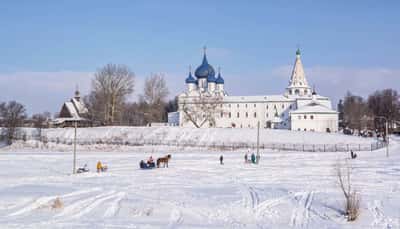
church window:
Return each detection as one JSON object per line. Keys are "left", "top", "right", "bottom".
{"left": 289, "top": 105, "right": 292, "bottom": 109}
{"left": 304, "top": 115, "right": 307, "bottom": 119}
{"left": 221, "top": 112, "right": 223, "bottom": 118}
{"left": 304, "top": 128, "right": 307, "bottom": 131}
{"left": 266, "top": 113, "right": 269, "bottom": 118}
{"left": 254, "top": 112, "right": 257, "bottom": 118}
{"left": 304, "top": 89, "right": 308, "bottom": 94}
{"left": 266, "top": 105, "right": 269, "bottom": 109}
{"left": 295, "top": 89, "right": 300, "bottom": 95}
{"left": 310, "top": 115, "right": 314, "bottom": 119}
{"left": 282, "top": 104, "right": 284, "bottom": 109}
{"left": 237, "top": 112, "right": 240, "bottom": 118}
{"left": 237, "top": 104, "right": 239, "bottom": 108}
{"left": 245, "top": 104, "right": 248, "bottom": 108}
{"left": 245, "top": 112, "right": 248, "bottom": 118}
{"left": 274, "top": 105, "right": 276, "bottom": 109}
{"left": 289, "top": 89, "right": 292, "bottom": 95}
{"left": 228, "top": 112, "right": 231, "bottom": 118}
{"left": 254, "top": 104, "right": 256, "bottom": 108}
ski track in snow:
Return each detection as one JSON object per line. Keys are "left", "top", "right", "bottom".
{"left": 104, "top": 192, "right": 126, "bottom": 218}
{"left": 289, "top": 191, "right": 314, "bottom": 228}
{"left": 167, "top": 208, "right": 184, "bottom": 229}
{"left": 369, "top": 200, "right": 393, "bottom": 228}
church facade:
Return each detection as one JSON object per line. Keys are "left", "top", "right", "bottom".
{"left": 177, "top": 48, "right": 338, "bottom": 132}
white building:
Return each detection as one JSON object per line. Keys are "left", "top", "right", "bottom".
{"left": 177, "top": 48, "right": 338, "bottom": 132}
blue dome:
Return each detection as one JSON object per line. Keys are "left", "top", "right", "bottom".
{"left": 207, "top": 72, "right": 216, "bottom": 82}
{"left": 185, "top": 71, "right": 197, "bottom": 84}
{"left": 195, "top": 53, "right": 215, "bottom": 79}
{"left": 216, "top": 71, "right": 224, "bottom": 84}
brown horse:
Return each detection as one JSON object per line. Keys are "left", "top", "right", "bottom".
{"left": 156, "top": 154, "right": 171, "bottom": 168}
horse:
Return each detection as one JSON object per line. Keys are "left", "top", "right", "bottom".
{"left": 157, "top": 154, "right": 171, "bottom": 168}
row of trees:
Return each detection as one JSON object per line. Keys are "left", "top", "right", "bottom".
{"left": 340, "top": 88, "right": 400, "bottom": 136}
{"left": 84, "top": 63, "right": 176, "bottom": 126}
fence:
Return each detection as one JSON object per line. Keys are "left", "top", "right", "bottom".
{"left": 27, "top": 134, "right": 386, "bottom": 152}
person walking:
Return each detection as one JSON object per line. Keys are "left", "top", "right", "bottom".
{"left": 244, "top": 153, "right": 248, "bottom": 163}
{"left": 219, "top": 155, "right": 224, "bottom": 165}
{"left": 251, "top": 153, "right": 256, "bottom": 164}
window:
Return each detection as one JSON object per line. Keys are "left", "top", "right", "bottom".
{"left": 240, "top": 124, "right": 243, "bottom": 128}
{"left": 304, "top": 89, "right": 308, "bottom": 94}
{"left": 281, "top": 104, "right": 284, "bottom": 109}
{"left": 228, "top": 112, "right": 231, "bottom": 118}
{"left": 254, "top": 104, "right": 256, "bottom": 108}
{"left": 298, "top": 128, "right": 301, "bottom": 131}
{"left": 237, "top": 112, "right": 240, "bottom": 118}
{"left": 266, "top": 105, "right": 269, "bottom": 109}
{"left": 245, "top": 104, "right": 248, "bottom": 108}
{"left": 274, "top": 105, "right": 276, "bottom": 109}
{"left": 298, "top": 115, "right": 301, "bottom": 120}
{"left": 246, "top": 112, "right": 248, "bottom": 118}
{"left": 266, "top": 113, "right": 269, "bottom": 118}
{"left": 281, "top": 113, "right": 284, "bottom": 118}
{"left": 304, "top": 115, "right": 307, "bottom": 119}
{"left": 304, "top": 128, "right": 307, "bottom": 131}
{"left": 254, "top": 112, "right": 257, "bottom": 118}
{"left": 220, "top": 112, "right": 223, "bottom": 118}
{"left": 248, "top": 124, "right": 251, "bottom": 128}
{"left": 289, "top": 89, "right": 292, "bottom": 95}
{"left": 237, "top": 104, "right": 239, "bottom": 108}
{"left": 295, "top": 89, "right": 300, "bottom": 95}
{"left": 229, "top": 104, "right": 231, "bottom": 108}
{"left": 289, "top": 105, "right": 292, "bottom": 109}
{"left": 310, "top": 115, "right": 314, "bottom": 120}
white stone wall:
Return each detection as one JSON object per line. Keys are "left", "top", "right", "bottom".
{"left": 291, "top": 113, "right": 338, "bottom": 132}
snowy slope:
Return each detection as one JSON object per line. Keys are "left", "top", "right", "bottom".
{"left": 0, "top": 137, "right": 399, "bottom": 228}
{"left": 16, "top": 127, "right": 379, "bottom": 152}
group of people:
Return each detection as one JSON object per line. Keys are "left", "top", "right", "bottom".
{"left": 140, "top": 156, "right": 156, "bottom": 169}
{"left": 77, "top": 161, "right": 108, "bottom": 173}
{"left": 245, "top": 150, "right": 260, "bottom": 164}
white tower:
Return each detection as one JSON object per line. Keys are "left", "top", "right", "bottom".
{"left": 285, "top": 49, "right": 311, "bottom": 97}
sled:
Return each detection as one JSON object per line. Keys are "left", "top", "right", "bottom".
{"left": 77, "top": 168, "right": 89, "bottom": 173}
{"left": 140, "top": 161, "right": 156, "bottom": 169}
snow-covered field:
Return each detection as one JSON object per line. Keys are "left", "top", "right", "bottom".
{"left": 0, "top": 137, "right": 399, "bottom": 228}
{"left": 17, "top": 127, "right": 379, "bottom": 152}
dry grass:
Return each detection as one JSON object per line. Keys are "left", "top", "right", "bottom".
{"left": 335, "top": 160, "right": 361, "bottom": 221}
{"left": 51, "top": 197, "right": 64, "bottom": 209}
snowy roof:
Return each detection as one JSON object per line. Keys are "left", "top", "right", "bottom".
{"left": 290, "top": 101, "right": 338, "bottom": 114}
{"left": 65, "top": 102, "right": 80, "bottom": 119}
{"left": 71, "top": 98, "right": 88, "bottom": 114}
{"left": 52, "top": 117, "right": 85, "bottom": 124}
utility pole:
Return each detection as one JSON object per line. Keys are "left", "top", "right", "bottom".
{"left": 257, "top": 121, "right": 260, "bottom": 155}
{"left": 386, "top": 120, "right": 389, "bottom": 157}
{"left": 73, "top": 121, "right": 77, "bottom": 174}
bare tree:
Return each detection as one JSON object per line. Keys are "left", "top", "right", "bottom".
{"left": 140, "top": 73, "right": 169, "bottom": 123}
{"left": 335, "top": 160, "right": 360, "bottom": 221}
{"left": 0, "top": 101, "right": 27, "bottom": 145}
{"left": 343, "top": 92, "right": 370, "bottom": 133}
{"left": 180, "top": 95, "right": 223, "bottom": 128}
{"left": 90, "top": 63, "right": 135, "bottom": 125}
{"left": 31, "top": 112, "right": 51, "bottom": 139}
{"left": 368, "top": 89, "right": 400, "bottom": 136}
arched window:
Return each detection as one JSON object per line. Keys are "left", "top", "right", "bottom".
{"left": 254, "top": 112, "right": 257, "bottom": 118}
{"left": 289, "top": 89, "right": 292, "bottom": 95}
{"left": 220, "top": 112, "right": 223, "bottom": 118}
{"left": 295, "top": 89, "right": 300, "bottom": 95}
{"left": 228, "top": 112, "right": 231, "bottom": 118}
{"left": 282, "top": 104, "right": 284, "bottom": 109}
{"left": 304, "top": 89, "right": 308, "bottom": 94}
{"left": 310, "top": 115, "right": 314, "bottom": 120}
{"left": 245, "top": 112, "right": 248, "bottom": 118}
{"left": 266, "top": 105, "right": 269, "bottom": 109}
{"left": 266, "top": 113, "right": 269, "bottom": 118}
{"left": 245, "top": 104, "right": 248, "bottom": 108}
{"left": 237, "top": 112, "right": 240, "bottom": 118}
{"left": 304, "top": 115, "right": 307, "bottom": 119}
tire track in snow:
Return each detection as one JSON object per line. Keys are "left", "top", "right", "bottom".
{"left": 104, "top": 192, "right": 126, "bottom": 217}
{"left": 167, "top": 208, "right": 183, "bottom": 229}
{"left": 289, "top": 191, "right": 314, "bottom": 228}
{"left": 55, "top": 190, "right": 117, "bottom": 219}
{"left": 7, "top": 188, "right": 101, "bottom": 217}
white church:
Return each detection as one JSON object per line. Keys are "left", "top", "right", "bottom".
{"left": 176, "top": 48, "right": 338, "bottom": 132}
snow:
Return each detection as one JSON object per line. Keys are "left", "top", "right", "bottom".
{"left": 0, "top": 133, "right": 399, "bottom": 228}
{"left": 290, "top": 102, "right": 338, "bottom": 114}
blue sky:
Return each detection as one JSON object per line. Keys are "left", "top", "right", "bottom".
{"left": 0, "top": 1, "right": 399, "bottom": 114}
